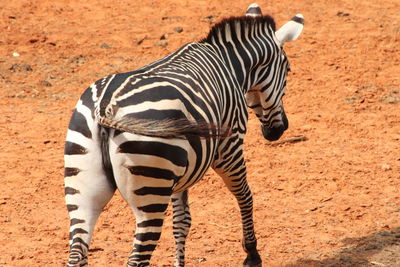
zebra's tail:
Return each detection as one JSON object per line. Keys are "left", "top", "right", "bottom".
{"left": 97, "top": 114, "right": 231, "bottom": 139}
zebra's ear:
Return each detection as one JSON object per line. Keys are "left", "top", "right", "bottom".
{"left": 246, "top": 3, "right": 262, "bottom": 17}
{"left": 275, "top": 14, "right": 304, "bottom": 45}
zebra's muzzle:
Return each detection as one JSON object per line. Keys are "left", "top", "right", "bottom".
{"left": 261, "top": 124, "right": 286, "bottom": 141}
{"left": 261, "top": 109, "right": 288, "bottom": 141}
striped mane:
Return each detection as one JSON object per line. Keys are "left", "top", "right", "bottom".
{"left": 200, "top": 15, "right": 276, "bottom": 43}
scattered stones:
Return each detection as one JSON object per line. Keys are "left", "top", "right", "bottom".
{"left": 100, "top": 42, "right": 111, "bottom": 49}
{"left": 203, "top": 15, "right": 217, "bottom": 24}
{"left": 382, "top": 89, "right": 400, "bottom": 104}
{"left": 162, "top": 16, "right": 183, "bottom": 20}
{"left": 364, "top": 244, "right": 379, "bottom": 251}
{"left": 370, "top": 261, "right": 387, "bottom": 266}
{"left": 174, "top": 26, "right": 183, "bottom": 33}
{"left": 160, "top": 33, "right": 168, "bottom": 40}
{"left": 381, "top": 164, "right": 391, "bottom": 171}
{"left": 337, "top": 11, "right": 350, "bottom": 17}
{"left": 40, "top": 80, "right": 52, "bottom": 87}
{"left": 321, "top": 197, "right": 333, "bottom": 203}
{"left": 28, "top": 35, "right": 49, "bottom": 44}
{"left": 70, "top": 55, "right": 86, "bottom": 64}
{"left": 197, "top": 257, "right": 207, "bottom": 263}
{"left": 9, "top": 63, "right": 33, "bottom": 72}
{"left": 136, "top": 36, "right": 146, "bottom": 45}
{"left": 12, "top": 91, "right": 26, "bottom": 98}
{"left": 155, "top": 40, "right": 168, "bottom": 47}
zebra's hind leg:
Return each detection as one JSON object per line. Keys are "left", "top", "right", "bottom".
{"left": 65, "top": 168, "right": 116, "bottom": 266}
{"left": 124, "top": 191, "right": 172, "bottom": 267}
{"left": 171, "top": 190, "right": 191, "bottom": 267}
{"left": 111, "top": 164, "right": 174, "bottom": 266}
{"left": 64, "top": 124, "right": 116, "bottom": 266}
{"left": 109, "top": 132, "right": 190, "bottom": 266}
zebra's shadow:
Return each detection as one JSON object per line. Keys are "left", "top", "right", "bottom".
{"left": 285, "top": 226, "right": 400, "bottom": 267}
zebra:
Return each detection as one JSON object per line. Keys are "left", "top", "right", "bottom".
{"left": 64, "top": 3, "right": 304, "bottom": 267}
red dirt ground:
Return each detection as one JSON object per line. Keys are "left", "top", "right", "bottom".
{"left": 0, "top": 0, "right": 399, "bottom": 266}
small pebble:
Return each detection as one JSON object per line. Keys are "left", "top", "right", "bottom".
{"left": 197, "top": 257, "right": 207, "bottom": 263}
{"left": 40, "top": 80, "right": 52, "bottom": 87}
{"left": 155, "top": 40, "right": 168, "bottom": 47}
{"left": 174, "top": 27, "right": 183, "bottom": 33}
{"left": 381, "top": 163, "right": 391, "bottom": 170}
{"left": 100, "top": 43, "right": 111, "bottom": 49}
{"left": 12, "top": 52, "right": 20, "bottom": 57}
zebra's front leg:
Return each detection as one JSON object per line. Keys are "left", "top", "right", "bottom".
{"left": 171, "top": 190, "right": 191, "bottom": 267}
{"left": 213, "top": 151, "right": 261, "bottom": 266}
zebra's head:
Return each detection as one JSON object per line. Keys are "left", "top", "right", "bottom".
{"left": 244, "top": 4, "right": 304, "bottom": 141}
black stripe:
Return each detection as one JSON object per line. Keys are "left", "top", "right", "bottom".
{"left": 128, "top": 254, "right": 151, "bottom": 262}
{"left": 137, "top": 203, "right": 168, "bottom": 213}
{"left": 64, "top": 167, "right": 81, "bottom": 177}
{"left": 67, "top": 204, "right": 78, "bottom": 212}
{"left": 99, "top": 72, "right": 136, "bottom": 116}
{"left": 128, "top": 166, "right": 177, "bottom": 180}
{"left": 134, "top": 187, "right": 172, "bottom": 196}
{"left": 68, "top": 110, "right": 92, "bottom": 139}
{"left": 65, "top": 187, "right": 80, "bottom": 195}
{"left": 133, "top": 244, "right": 157, "bottom": 252}
{"left": 70, "top": 218, "right": 86, "bottom": 226}
{"left": 69, "top": 228, "right": 89, "bottom": 239}
{"left": 64, "top": 141, "right": 88, "bottom": 155}
{"left": 137, "top": 219, "right": 164, "bottom": 228}
{"left": 124, "top": 109, "right": 187, "bottom": 121}
{"left": 291, "top": 16, "right": 304, "bottom": 25}
{"left": 135, "top": 232, "right": 161, "bottom": 242}
{"left": 70, "top": 238, "right": 89, "bottom": 249}
{"left": 117, "top": 84, "right": 180, "bottom": 106}
{"left": 94, "top": 75, "right": 113, "bottom": 100}
{"left": 80, "top": 87, "right": 94, "bottom": 111}
{"left": 118, "top": 141, "right": 188, "bottom": 167}
{"left": 113, "top": 129, "right": 123, "bottom": 137}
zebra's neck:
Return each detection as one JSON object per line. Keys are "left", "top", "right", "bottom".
{"left": 201, "top": 16, "right": 278, "bottom": 94}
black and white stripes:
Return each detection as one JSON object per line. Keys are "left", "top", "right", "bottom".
{"left": 64, "top": 3, "right": 303, "bottom": 267}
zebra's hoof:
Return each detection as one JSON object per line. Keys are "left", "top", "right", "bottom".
{"left": 243, "top": 253, "right": 262, "bottom": 267}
